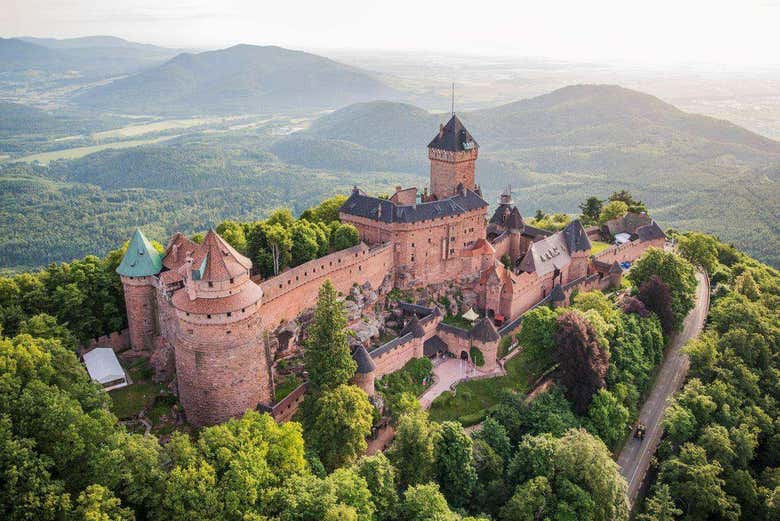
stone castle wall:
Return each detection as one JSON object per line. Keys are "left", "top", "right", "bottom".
{"left": 120, "top": 275, "right": 158, "bottom": 351}
{"left": 594, "top": 238, "right": 665, "bottom": 265}
{"left": 257, "top": 242, "right": 394, "bottom": 326}
{"left": 428, "top": 148, "right": 478, "bottom": 199}
{"left": 174, "top": 310, "right": 271, "bottom": 426}
{"left": 87, "top": 329, "right": 130, "bottom": 352}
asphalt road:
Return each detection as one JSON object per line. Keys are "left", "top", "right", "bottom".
{"left": 617, "top": 270, "right": 710, "bottom": 509}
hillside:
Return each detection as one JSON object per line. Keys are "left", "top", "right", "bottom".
{"left": 76, "top": 44, "right": 400, "bottom": 115}
{"left": 280, "top": 85, "right": 780, "bottom": 265}
{"left": 0, "top": 36, "right": 179, "bottom": 82}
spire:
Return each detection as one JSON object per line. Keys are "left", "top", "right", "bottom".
{"left": 116, "top": 228, "right": 163, "bottom": 277}
{"left": 451, "top": 82, "right": 455, "bottom": 115}
{"left": 190, "top": 229, "right": 252, "bottom": 283}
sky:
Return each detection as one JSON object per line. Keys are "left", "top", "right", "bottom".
{"left": 2, "top": 0, "right": 779, "bottom": 65}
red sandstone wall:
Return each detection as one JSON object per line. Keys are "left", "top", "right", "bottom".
{"left": 594, "top": 239, "right": 664, "bottom": 265}
{"left": 272, "top": 382, "right": 307, "bottom": 423}
{"left": 87, "top": 329, "right": 130, "bottom": 352}
{"left": 121, "top": 275, "right": 158, "bottom": 352}
{"left": 437, "top": 328, "right": 471, "bottom": 358}
{"left": 174, "top": 311, "right": 271, "bottom": 427}
{"left": 429, "top": 149, "right": 478, "bottom": 199}
{"left": 258, "top": 243, "right": 394, "bottom": 326}
{"left": 372, "top": 338, "right": 421, "bottom": 378}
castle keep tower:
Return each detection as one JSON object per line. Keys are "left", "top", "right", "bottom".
{"left": 170, "top": 230, "right": 270, "bottom": 426}
{"left": 116, "top": 229, "right": 163, "bottom": 352}
{"left": 428, "top": 115, "right": 479, "bottom": 200}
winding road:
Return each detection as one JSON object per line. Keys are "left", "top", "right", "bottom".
{"left": 617, "top": 270, "right": 710, "bottom": 509}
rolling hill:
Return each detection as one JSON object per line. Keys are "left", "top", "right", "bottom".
{"left": 0, "top": 36, "right": 180, "bottom": 80}
{"left": 75, "top": 44, "right": 400, "bottom": 115}
{"left": 278, "top": 85, "right": 780, "bottom": 265}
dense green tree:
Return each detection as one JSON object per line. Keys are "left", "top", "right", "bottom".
{"left": 638, "top": 275, "right": 676, "bottom": 335}
{"left": 216, "top": 220, "right": 248, "bottom": 254}
{"left": 514, "top": 306, "right": 559, "bottom": 373}
{"left": 499, "top": 475, "right": 553, "bottom": 521}
{"left": 474, "top": 417, "right": 512, "bottom": 464}
{"left": 388, "top": 410, "right": 439, "bottom": 488}
{"left": 628, "top": 248, "right": 697, "bottom": 331}
{"left": 599, "top": 200, "right": 629, "bottom": 223}
{"left": 434, "top": 421, "right": 477, "bottom": 508}
{"left": 586, "top": 389, "right": 630, "bottom": 448}
{"left": 354, "top": 453, "right": 398, "bottom": 521}
{"left": 578, "top": 196, "right": 603, "bottom": 224}
{"left": 677, "top": 232, "right": 719, "bottom": 274}
{"left": 638, "top": 484, "right": 682, "bottom": 521}
{"left": 609, "top": 190, "right": 647, "bottom": 213}
{"left": 74, "top": 484, "right": 135, "bottom": 521}
{"left": 303, "top": 280, "right": 356, "bottom": 393}
{"left": 306, "top": 385, "right": 374, "bottom": 472}
{"left": 291, "top": 221, "right": 321, "bottom": 266}
{"left": 398, "top": 483, "right": 458, "bottom": 521}
{"left": 331, "top": 223, "right": 360, "bottom": 252}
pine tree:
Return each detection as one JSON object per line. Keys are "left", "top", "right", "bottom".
{"left": 304, "top": 280, "right": 357, "bottom": 393}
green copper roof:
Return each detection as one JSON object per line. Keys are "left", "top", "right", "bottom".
{"left": 116, "top": 228, "right": 163, "bottom": 277}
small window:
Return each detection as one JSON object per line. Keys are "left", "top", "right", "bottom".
{"left": 226, "top": 330, "right": 231, "bottom": 335}
{"left": 208, "top": 281, "right": 213, "bottom": 288}
{"left": 241, "top": 308, "right": 245, "bottom": 313}
{"left": 207, "top": 314, "right": 212, "bottom": 319}
{"left": 227, "top": 312, "right": 232, "bottom": 317}
{"left": 229, "top": 278, "right": 234, "bottom": 284}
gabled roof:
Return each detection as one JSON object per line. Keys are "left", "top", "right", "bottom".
{"left": 423, "top": 335, "right": 447, "bottom": 356}
{"left": 340, "top": 187, "right": 487, "bottom": 224}
{"left": 116, "top": 229, "right": 163, "bottom": 277}
{"left": 562, "top": 220, "right": 591, "bottom": 252}
{"left": 353, "top": 345, "right": 375, "bottom": 374}
{"left": 636, "top": 221, "right": 666, "bottom": 242}
{"left": 428, "top": 114, "right": 479, "bottom": 152}
{"left": 190, "top": 230, "right": 252, "bottom": 283}
{"left": 609, "top": 261, "right": 623, "bottom": 274}
{"left": 506, "top": 207, "right": 525, "bottom": 230}
{"left": 471, "top": 318, "right": 500, "bottom": 343}
{"left": 162, "top": 232, "right": 198, "bottom": 270}
{"left": 518, "top": 231, "right": 572, "bottom": 276}
{"left": 401, "top": 316, "right": 426, "bottom": 338}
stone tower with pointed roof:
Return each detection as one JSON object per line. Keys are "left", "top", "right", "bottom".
{"left": 428, "top": 114, "right": 479, "bottom": 200}
{"left": 116, "top": 229, "right": 163, "bottom": 352}
{"left": 170, "top": 229, "right": 271, "bottom": 426}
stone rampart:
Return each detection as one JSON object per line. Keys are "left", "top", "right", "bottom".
{"left": 87, "top": 329, "right": 130, "bottom": 352}
{"left": 257, "top": 243, "right": 394, "bottom": 327}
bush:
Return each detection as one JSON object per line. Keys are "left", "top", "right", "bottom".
{"left": 470, "top": 346, "right": 485, "bottom": 367}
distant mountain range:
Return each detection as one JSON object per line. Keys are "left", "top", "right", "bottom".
{"left": 0, "top": 36, "right": 180, "bottom": 79}
{"left": 74, "top": 44, "right": 400, "bottom": 115}
{"left": 277, "top": 85, "right": 780, "bottom": 265}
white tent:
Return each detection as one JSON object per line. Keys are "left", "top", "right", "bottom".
{"left": 614, "top": 232, "right": 632, "bottom": 245}
{"left": 83, "top": 348, "right": 128, "bottom": 391}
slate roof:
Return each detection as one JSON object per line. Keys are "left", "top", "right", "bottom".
{"left": 637, "top": 221, "right": 666, "bottom": 242}
{"left": 401, "top": 316, "right": 426, "bottom": 338}
{"left": 518, "top": 231, "right": 572, "bottom": 276}
{"left": 522, "top": 224, "right": 553, "bottom": 239}
{"left": 562, "top": 220, "right": 591, "bottom": 252}
{"left": 116, "top": 229, "right": 163, "bottom": 277}
{"left": 162, "top": 232, "right": 198, "bottom": 270}
{"left": 471, "top": 318, "right": 501, "bottom": 343}
{"left": 340, "top": 187, "right": 487, "bottom": 224}
{"left": 353, "top": 345, "right": 376, "bottom": 374}
{"left": 427, "top": 114, "right": 479, "bottom": 152}
{"left": 190, "top": 230, "right": 252, "bottom": 282}
{"left": 423, "top": 335, "right": 447, "bottom": 356}
{"left": 550, "top": 284, "right": 566, "bottom": 302}
{"left": 609, "top": 261, "right": 623, "bottom": 274}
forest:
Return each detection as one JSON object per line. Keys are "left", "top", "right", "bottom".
{"left": 3, "top": 204, "right": 776, "bottom": 520}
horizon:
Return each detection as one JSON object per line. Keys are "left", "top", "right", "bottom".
{"left": 3, "top": 0, "right": 780, "bottom": 67}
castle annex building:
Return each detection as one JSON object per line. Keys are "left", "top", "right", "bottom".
{"left": 116, "top": 114, "right": 666, "bottom": 426}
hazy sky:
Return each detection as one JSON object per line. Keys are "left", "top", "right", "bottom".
{"left": 3, "top": 0, "right": 779, "bottom": 65}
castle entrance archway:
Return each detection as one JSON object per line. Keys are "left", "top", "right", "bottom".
{"left": 460, "top": 350, "right": 468, "bottom": 360}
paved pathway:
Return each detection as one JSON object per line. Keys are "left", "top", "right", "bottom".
{"left": 617, "top": 271, "right": 710, "bottom": 509}
{"left": 418, "top": 358, "right": 502, "bottom": 408}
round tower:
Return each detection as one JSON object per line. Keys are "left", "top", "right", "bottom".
{"left": 352, "top": 345, "right": 376, "bottom": 396}
{"left": 116, "top": 229, "right": 163, "bottom": 352}
{"left": 171, "top": 230, "right": 271, "bottom": 427}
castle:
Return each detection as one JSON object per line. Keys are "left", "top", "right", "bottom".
{"left": 115, "top": 114, "right": 666, "bottom": 426}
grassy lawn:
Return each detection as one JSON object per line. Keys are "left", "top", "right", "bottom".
{"left": 109, "top": 382, "right": 166, "bottom": 420}
{"left": 428, "top": 352, "right": 534, "bottom": 425}
{"left": 275, "top": 373, "right": 304, "bottom": 401}
{"left": 590, "top": 240, "right": 613, "bottom": 254}
{"left": 441, "top": 313, "right": 474, "bottom": 330}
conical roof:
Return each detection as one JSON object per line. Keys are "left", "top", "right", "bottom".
{"left": 116, "top": 229, "right": 163, "bottom": 277}
{"left": 428, "top": 114, "right": 478, "bottom": 152}
{"left": 471, "top": 318, "right": 500, "bottom": 343}
{"left": 550, "top": 284, "right": 566, "bottom": 302}
{"left": 562, "top": 220, "right": 591, "bottom": 252}
{"left": 353, "top": 345, "right": 376, "bottom": 374}
{"left": 190, "top": 230, "right": 252, "bottom": 282}
{"left": 401, "top": 316, "right": 426, "bottom": 338}
{"left": 505, "top": 207, "right": 524, "bottom": 231}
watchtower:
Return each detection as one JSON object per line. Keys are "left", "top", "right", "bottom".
{"left": 427, "top": 114, "right": 479, "bottom": 200}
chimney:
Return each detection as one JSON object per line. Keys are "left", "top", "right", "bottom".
{"left": 171, "top": 243, "right": 179, "bottom": 263}
{"left": 395, "top": 185, "right": 402, "bottom": 193}
{"left": 438, "top": 123, "right": 444, "bottom": 139}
